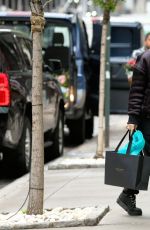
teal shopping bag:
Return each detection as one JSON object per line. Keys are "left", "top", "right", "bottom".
{"left": 118, "top": 130, "right": 145, "bottom": 155}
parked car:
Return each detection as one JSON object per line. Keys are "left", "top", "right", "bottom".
{"left": 84, "top": 17, "right": 143, "bottom": 114}
{"left": 116, "top": 14, "right": 150, "bottom": 35}
{"left": 0, "top": 29, "right": 64, "bottom": 173}
{"left": 0, "top": 12, "right": 93, "bottom": 144}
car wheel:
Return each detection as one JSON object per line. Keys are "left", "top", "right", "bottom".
{"left": 52, "top": 110, "right": 64, "bottom": 157}
{"left": 85, "top": 115, "right": 94, "bottom": 139}
{"left": 69, "top": 114, "right": 85, "bottom": 145}
{"left": 16, "top": 117, "right": 32, "bottom": 174}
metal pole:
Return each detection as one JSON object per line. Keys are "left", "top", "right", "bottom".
{"left": 82, "top": 0, "right": 87, "bottom": 16}
{"left": 105, "top": 22, "right": 110, "bottom": 147}
{"left": 17, "top": 0, "right": 22, "bottom": 10}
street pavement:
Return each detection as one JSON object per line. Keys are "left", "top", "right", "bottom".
{"left": 1, "top": 115, "right": 150, "bottom": 229}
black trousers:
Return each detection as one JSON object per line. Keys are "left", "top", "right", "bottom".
{"left": 124, "top": 116, "right": 150, "bottom": 195}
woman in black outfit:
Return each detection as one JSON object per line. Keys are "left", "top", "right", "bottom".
{"left": 117, "top": 50, "right": 150, "bottom": 216}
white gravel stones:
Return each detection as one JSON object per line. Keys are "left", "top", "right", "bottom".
{"left": 0, "top": 206, "right": 109, "bottom": 229}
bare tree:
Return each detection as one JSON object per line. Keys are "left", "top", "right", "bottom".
{"left": 27, "top": 0, "right": 45, "bottom": 215}
{"left": 92, "top": 0, "right": 124, "bottom": 158}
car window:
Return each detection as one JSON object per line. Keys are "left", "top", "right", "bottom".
{"left": 43, "top": 24, "right": 70, "bottom": 49}
{"left": 0, "top": 20, "right": 70, "bottom": 49}
{"left": 43, "top": 24, "right": 71, "bottom": 104}
{"left": 13, "top": 25, "right": 31, "bottom": 37}
{"left": 17, "top": 37, "right": 32, "bottom": 69}
{"left": 111, "top": 27, "right": 133, "bottom": 57}
{"left": 0, "top": 33, "right": 23, "bottom": 71}
{"left": 43, "top": 23, "right": 71, "bottom": 71}
{"left": 0, "top": 20, "right": 31, "bottom": 38}
{"left": 0, "top": 20, "right": 71, "bottom": 69}
{"left": 91, "top": 22, "right": 142, "bottom": 57}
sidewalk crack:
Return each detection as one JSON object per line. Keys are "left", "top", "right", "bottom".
{"left": 44, "top": 169, "right": 87, "bottom": 201}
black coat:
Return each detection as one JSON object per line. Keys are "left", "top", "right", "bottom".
{"left": 128, "top": 50, "right": 150, "bottom": 125}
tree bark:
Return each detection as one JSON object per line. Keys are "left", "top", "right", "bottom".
{"left": 27, "top": 0, "right": 45, "bottom": 215}
{"left": 95, "top": 9, "right": 110, "bottom": 158}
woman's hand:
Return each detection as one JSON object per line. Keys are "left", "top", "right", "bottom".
{"left": 126, "top": 123, "right": 137, "bottom": 133}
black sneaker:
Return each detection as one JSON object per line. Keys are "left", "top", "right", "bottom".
{"left": 117, "top": 192, "right": 142, "bottom": 216}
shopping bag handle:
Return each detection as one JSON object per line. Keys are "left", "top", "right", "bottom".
{"left": 126, "top": 133, "right": 133, "bottom": 155}
{"left": 115, "top": 130, "right": 134, "bottom": 155}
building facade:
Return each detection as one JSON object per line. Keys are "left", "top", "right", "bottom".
{"left": 0, "top": 0, "right": 65, "bottom": 12}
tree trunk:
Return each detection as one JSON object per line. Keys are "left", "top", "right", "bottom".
{"left": 27, "top": 0, "right": 45, "bottom": 215}
{"left": 95, "top": 9, "right": 110, "bottom": 158}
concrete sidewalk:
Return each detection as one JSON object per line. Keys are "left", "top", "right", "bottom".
{"left": 2, "top": 167, "right": 150, "bottom": 230}
{"left": 0, "top": 115, "right": 150, "bottom": 229}
{"left": 48, "top": 115, "right": 127, "bottom": 170}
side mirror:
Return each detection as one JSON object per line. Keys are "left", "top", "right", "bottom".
{"left": 48, "top": 59, "right": 63, "bottom": 74}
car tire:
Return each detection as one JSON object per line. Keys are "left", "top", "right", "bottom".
{"left": 69, "top": 114, "right": 85, "bottom": 145}
{"left": 85, "top": 115, "right": 94, "bottom": 139}
{"left": 52, "top": 110, "right": 64, "bottom": 157}
{"left": 16, "top": 117, "right": 32, "bottom": 174}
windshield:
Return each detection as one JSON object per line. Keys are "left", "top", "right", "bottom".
{"left": 0, "top": 21, "right": 70, "bottom": 49}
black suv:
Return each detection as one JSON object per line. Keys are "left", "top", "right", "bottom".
{"left": 87, "top": 17, "right": 143, "bottom": 113}
{"left": 0, "top": 12, "right": 93, "bottom": 144}
{"left": 0, "top": 29, "right": 64, "bottom": 173}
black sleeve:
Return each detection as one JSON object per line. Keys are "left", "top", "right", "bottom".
{"left": 128, "top": 54, "right": 148, "bottom": 125}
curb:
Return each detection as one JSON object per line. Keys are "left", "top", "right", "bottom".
{"left": 48, "top": 158, "right": 105, "bottom": 170}
{"left": 0, "top": 206, "right": 109, "bottom": 229}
